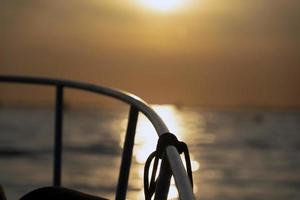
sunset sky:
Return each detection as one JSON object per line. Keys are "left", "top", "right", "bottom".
{"left": 1, "top": 0, "right": 299, "bottom": 107}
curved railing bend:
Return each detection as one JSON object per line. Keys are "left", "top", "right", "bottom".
{"left": 0, "top": 75, "right": 194, "bottom": 200}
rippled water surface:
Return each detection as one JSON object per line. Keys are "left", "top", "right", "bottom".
{"left": 0, "top": 106, "right": 300, "bottom": 199}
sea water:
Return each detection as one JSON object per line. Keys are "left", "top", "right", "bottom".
{"left": 0, "top": 106, "right": 300, "bottom": 200}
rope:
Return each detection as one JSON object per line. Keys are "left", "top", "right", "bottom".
{"left": 144, "top": 133, "right": 193, "bottom": 200}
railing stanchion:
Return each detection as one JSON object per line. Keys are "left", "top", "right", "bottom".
{"left": 154, "top": 155, "right": 172, "bottom": 200}
{"left": 53, "top": 85, "right": 64, "bottom": 186}
{"left": 116, "top": 106, "right": 139, "bottom": 200}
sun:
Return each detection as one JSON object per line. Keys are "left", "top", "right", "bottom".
{"left": 137, "top": 0, "right": 184, "bottom": 12}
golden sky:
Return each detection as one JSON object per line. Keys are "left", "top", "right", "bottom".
{"left": 1, "top": 0, "right": 300, "bottom": 107}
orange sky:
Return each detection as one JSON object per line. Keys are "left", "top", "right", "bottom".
{"left": 1, "top": 0, "right": 299, "bottom": 107}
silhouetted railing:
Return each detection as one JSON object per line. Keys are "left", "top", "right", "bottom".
{"left": 0, "top": 75, "right": 194, "bottom": 200}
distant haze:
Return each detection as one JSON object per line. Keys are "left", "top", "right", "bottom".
{"left": 1, "top": 0, "right": 300, "bottom": 108}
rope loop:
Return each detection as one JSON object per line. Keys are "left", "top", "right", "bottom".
{"left": 144, "top": 132, "right": 193, "bottom": 200}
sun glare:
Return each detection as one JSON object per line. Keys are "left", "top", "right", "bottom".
{"left": 137, "top": 0, "right": 184, "bottom": 12}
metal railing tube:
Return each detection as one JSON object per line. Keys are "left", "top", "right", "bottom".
{"left": 154, "top": 156, "right": 172, "bottom": 200}
{"left": 53, "top": 85, "right": 64, "bottom": 186}
{"left": 0, "top": 75, "right": 195, "bottom": 199}
{"left": 0, "top": 75, "right": 168, "bottom": 133}
{"left": 167, "top": 146, "right": 195, "bottom": 200}
{"left": 115, "top": 106, "right": 139, "bottom": 200}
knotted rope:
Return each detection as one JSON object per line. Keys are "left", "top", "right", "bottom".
{"left": 144, "top": 132, "right": 193, "bottom": 200}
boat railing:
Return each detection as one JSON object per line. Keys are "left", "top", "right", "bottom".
{"left": 0, "top": 75, "right": 194, "bottom": 200}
